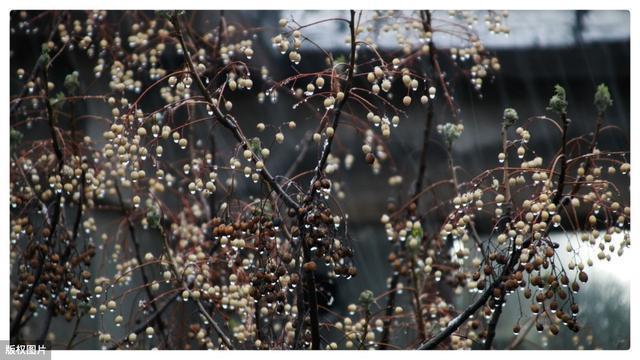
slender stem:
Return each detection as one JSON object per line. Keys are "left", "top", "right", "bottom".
{"left": 292, "top": 273, "right": 306, "bottom": 348}
{"left": 160, "top": 227, "right": 235, "bottom": 349}
{"left": 501, "top": 124, "right": 511, "bottom": 205}
{"left": 482, "top": 120, "right": 518, "bottom": 350}
{"left": 420, "top": 10, "right": 457, "bottom": 122}
{"left": 359, "top": 308, "right": 371, "bottom": 350}
{"left": 299, "top": 239, "right": 321, "bottom": 349}
{"left": 42, "top": 57, "right": 64, "bottom": 172}
{"left": 551, "top": 112, "right": 570, "bottom": 205}
{"left": 379, "top": 276, "right": 399, "bottom": 349}
{"left": 381, "top": 11, "right": 435, "bottom": 348}
{"left": 304, "top": 10, "right": 357, "bottom": 189}
{"left": 65, "top": 314, "right": 83, "bottom": 349}
{"left": 209, "top": 10, "right": 226, "bottom": 70}
{"left": 414, "top": 101, "right": 435, "bottom": 205}
{"left": 410, "top": 257, "right": 427, "bottom": 343}
{"left": 446, "top": 142, "right": 459, "bottom": 191}
{"left": 570, "top": 111, "right": 602, "bottom": 195}
{"left": 483, "top": 296, "right": 504, "bottom": 349}
{"left": 294, "top": 10, "right": 357, "bottom": 350}
{"left": 195, "top": 300, "right": 235, "bottom": 349}
{"left": 108, "top": 297, "right": 177, "bottom": 350}
{"left": 115, "top": 184, "right": 170, "bottom": 347}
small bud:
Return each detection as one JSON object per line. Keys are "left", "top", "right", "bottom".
{"left": 503, "top": 108, "right": 518, "bottom": 127}
{"left": 548, "top": 84, "right": 568, "bottom": 114}
{"left": 594, "top": 83, "right": 612, "bottom": 113}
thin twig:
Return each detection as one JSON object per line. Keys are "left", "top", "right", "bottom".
{"left": 295, "top": 10, "right": 357, "bottom": 350}
{"left": 108, "top": 297, "right": 177, "bottom": 350}
{"left": 115, "top": 184, "right": 170, "bottom": 347}
{"left": 380, "top": 11, "right": 435, "bottom": 348}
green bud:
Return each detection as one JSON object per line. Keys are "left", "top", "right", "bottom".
{"left": 409, "top": 225, "right": 423, "bottom": 253}
{"left": 249, "top": 137, "right": 262, "bottom": 155}
{"left": 49, "top": 92, "right": 67, "bottom": 109}
{"left": 10, "top": 128, "right": 23, "bottom": 149}
{"left": 146, "top": 207, "right": 162, "bottom": 229}
{"left": 437, "top": 122, "right": 464, "bottom": 145}
{"left": 64, "top": 71, "right": 80, "bottom": 95}
{"left": 502, "top": 108, "right": 519, "bottom": 127}
{"left": 358, "top": 289, "right": 374, "bottom": 308}
{"left": 594, "top": 83, "right": 612, "bottom": 113}
{"left": 547, "top": 84, "right": 568, "bottom": 114}
{"left": 38, "top": 44, "right": 50, "bottom": 66}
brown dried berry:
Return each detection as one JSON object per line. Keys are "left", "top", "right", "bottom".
{"left": 303, "top": 261, "right": 317, "bottom": 272}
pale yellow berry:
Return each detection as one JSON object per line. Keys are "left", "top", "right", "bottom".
{"left": 325, "top": 126, "right": 334, "bottom": 138}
